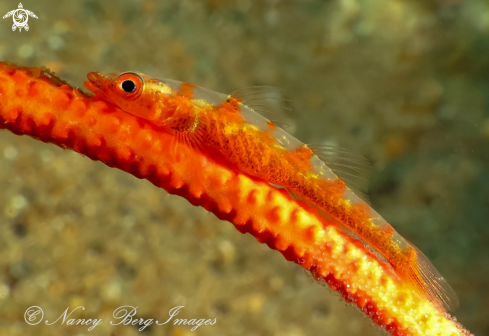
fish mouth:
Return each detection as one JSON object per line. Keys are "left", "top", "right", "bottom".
{"left": 83, "top": 72, "right": 114, "bottom": 99}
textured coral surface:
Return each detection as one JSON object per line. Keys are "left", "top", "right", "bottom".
{"left": 0, "top": 62, "right": 472, "bottom": 336}
{"left": 0, "top": 1, "right": 488, "bottom": 336}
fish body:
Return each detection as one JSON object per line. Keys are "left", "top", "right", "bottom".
{"left": 84, "top": 71, "right": 459, "bottom": 312}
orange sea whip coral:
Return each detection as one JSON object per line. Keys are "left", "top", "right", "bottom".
{"left": 85, "top": 69, "right": 457, "bottom": 313}
{"left": 0, "top": 63, "right": 472, "bottom": 336}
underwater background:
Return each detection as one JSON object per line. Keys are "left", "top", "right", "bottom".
{"left": 0, "top": 0, "right": 488, "bottom": 335}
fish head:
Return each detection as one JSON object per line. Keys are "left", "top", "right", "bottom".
{"left": 84, "top": 71, "right": 169, "bottom": 122}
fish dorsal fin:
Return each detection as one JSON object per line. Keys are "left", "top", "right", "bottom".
{"left": 308, "top": 144, "right": 372, "bottom": 205}
{"left": 230, "top": 86, "right": 293, "bottom": 130}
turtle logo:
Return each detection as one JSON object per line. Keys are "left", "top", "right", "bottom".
{"left": 3, "top": 3, "right": 38, "bottom": 32}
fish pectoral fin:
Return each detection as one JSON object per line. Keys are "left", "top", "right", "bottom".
{"left": 169, "top": 116, "right": 206, "bottom": 151}
{"left": 308, "top": 144, "right": 372, "bottom": 204}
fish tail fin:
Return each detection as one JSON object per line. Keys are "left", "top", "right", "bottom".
{"left": 394, "top": 242, "right": 459, "bottom": 312}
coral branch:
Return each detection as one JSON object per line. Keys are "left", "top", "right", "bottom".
{"left": 0, "top": 63, "right": 471, "bottom": 336}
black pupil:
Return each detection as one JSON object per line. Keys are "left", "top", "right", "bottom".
{"left": 121, "top": 80, "right": 136, "bottom": 93}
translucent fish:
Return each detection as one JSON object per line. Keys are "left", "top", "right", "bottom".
{"left": 84, "top": 71, "right": 459, "bottom": 312}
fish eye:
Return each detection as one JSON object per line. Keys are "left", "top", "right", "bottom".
{"left": 121, "top": 80, "right": 136, "bottom": 93}
{"left": 115, "top": 72, "right": 144, "bottom": 100}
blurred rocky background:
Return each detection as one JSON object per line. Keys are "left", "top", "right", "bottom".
{"left": 0, "top": 0, "right": 488, "bottom": 335}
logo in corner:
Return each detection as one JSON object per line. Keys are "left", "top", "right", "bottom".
{"left": 3, "top": 3, "right": 38, "bottom": 32}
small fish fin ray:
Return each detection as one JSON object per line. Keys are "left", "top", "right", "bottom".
{"left": 3, "top": 10, "right": 14, "bottom": 18}
{"left": 396, "top": 242, "right": 459, "bottom": 312}
{"left": 230, "top": 86, "right": 293, "bottom": 130}
{"left": 171, "top": 117, "right": 206, "bottom": 153}
{"left": 181, "top": 130, "right": 205, "bottom": 150}
{"left": 308, "top": 144, "right": 371, "bottom": 204}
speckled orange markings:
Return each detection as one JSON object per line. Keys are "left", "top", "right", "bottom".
{"left": 0, "top": 63, "right": 472, "bottom": 336}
